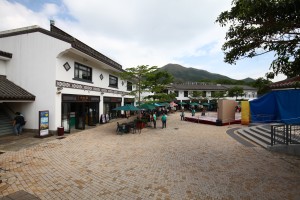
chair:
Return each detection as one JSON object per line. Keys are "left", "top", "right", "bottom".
{"left": 116, "top": 122, "right": 125, "bottom": 135}
{"left": 129, "top": 122, "right": 137, "bottom": 134}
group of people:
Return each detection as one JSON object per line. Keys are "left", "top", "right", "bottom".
{"left": 150, "top": 111, "right": 167, "bottom": 129}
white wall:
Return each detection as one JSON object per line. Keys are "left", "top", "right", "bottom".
{"left": 55, "top": 51, "right": 135, "bottom": 119}
{"left": 0, "top": 60, "right": 6, "bottom": 75}
{"left": 0, "top": 32, "right": 71, "bottom": 131}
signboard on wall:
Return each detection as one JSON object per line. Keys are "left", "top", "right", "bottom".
{"left": 39, "top": 110, "right": 49, "bottom": 136}
{"left": 62, "top": 94, "right": 100, "bottom": 102}
{"left": 103, "top": 97, "right": 122, "bottom": 103}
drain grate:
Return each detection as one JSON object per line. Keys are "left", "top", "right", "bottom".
{"left": 56, "top": 137, "right": 66, "bottom": 140}
{"left": 0, "top": 152, "right": 5, "bottom": 154}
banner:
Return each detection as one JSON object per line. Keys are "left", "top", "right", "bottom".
{"left": 39, "top": 110, "right": 49, "bottom": 136}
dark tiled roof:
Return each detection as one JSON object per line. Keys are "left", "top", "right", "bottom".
{"left": 0, "top": 76, "right": 35, "bottom": 101}
{"left": 269, "top": 76, "right": 300, "bottom": 89}
{"left": 172, "top": 83, "right": 227, "bottom": 91}
{"left": 170, "top": 83, "right": 257, "bottom": 91}
{"left": 222, "top": 84, "right": 257, "bottom": 90}
{"left": 0, "top": 25, "right": 124, "bottom": 72}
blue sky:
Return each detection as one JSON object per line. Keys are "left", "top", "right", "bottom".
{"left": 1, "top": 0, "right": 286, "bottom": 81}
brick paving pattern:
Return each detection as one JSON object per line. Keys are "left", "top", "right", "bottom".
{"left": 0, "top": 113, "right": 300, "bottom": 199}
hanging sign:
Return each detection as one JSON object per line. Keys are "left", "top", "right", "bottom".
{"left": 39, "top": 110, "right": 49, "bottom": 136}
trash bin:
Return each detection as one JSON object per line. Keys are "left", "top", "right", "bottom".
{"left": 57, "top": 127, "right": 64, "bottom": 136}
{"left": 216, "top": 119, "right": 222, "bottom": 126}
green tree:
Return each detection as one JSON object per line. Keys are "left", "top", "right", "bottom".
{"left": 189, "top": 91, "right": 203, "bottom": 101}
{"left": 143, "top": 70, "right": 175, "bottom": 102}
{"left": 227, "top": 86, "right": 244, "bottom": 100}
{"left": 120, "top": 65, "right": 158, "bottom": 104}
{"left": 144, "top": 70, "right": 174, "bottom": 93}
{"left": 212, "top": 91, "right": 226, "bottom": 99}
{"left": 120, "top": 65, "right": 175, "bottom": 103}
{"left": 252, "top": 77, "right": 272, "bottom": 95}
{"left": 216, "top": 0, "right": 300, "bottom": 78}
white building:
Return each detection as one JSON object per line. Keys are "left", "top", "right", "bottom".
{"left": 0, "top": 24, "right": 135, "bottom": 135}
{"left": 168, "top": 82, "right": 257, "bottom": 103}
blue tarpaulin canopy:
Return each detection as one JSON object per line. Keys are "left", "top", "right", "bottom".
{"left": 250, "top": 90, "right": 300, "bottom": 124}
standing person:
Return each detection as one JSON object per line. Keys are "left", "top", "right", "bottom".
{"left": 180, "top": 109, "right": 185, "bottom": 121}
{"left": 13, "top": 112, "right": 25, "bottom": 136}
{"left": 201, "top": 107, "right": 206, "bottom": 116}
{"left": 152, "top": 112, "right": 157, "bottom": 128}
{"left": 161, "top": 113, "right": 167, "bottom": 129}
{"left": 192, "top": 108, "right": 195, "bottom": 116}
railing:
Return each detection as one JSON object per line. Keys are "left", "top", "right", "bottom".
{"left": 271, "top": 124, "right": 287, "bottom": 146}
{"left": 271, "top": 124, "right": 300, "bottom": 146}
{"left": 288, "top": 124, "right": 300, "bottom": 144}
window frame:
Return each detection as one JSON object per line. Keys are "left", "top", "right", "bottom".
{"left": 109, "top": 75, "right": 118, "bottom": 88}
{"left": 127, "top": 81, "right": 132, "bottom": 91}
{"left": 174, "top": 90, "right": 179, "bottom": 97}
{"left": 73, "top": 62, "right": 93, "bottom": 83}
{"left": 184, "top": 91, "right": 189, "bottom": 97}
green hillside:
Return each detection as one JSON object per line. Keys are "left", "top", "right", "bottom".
{"left": 160, "top": 63, "right": 254, "bottom": 83}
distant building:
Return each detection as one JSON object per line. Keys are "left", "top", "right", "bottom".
{"left": 167, "top": 82, "right": 257, "bottom": 102}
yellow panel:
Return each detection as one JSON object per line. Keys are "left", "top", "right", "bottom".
{"left": 241, "top": 101, "right": 250, "bottom": 125}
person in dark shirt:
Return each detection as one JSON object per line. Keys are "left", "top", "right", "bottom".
{"left": 13, "top": 112, "right": 25, "bottom": 136}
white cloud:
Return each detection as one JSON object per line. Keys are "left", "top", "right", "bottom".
{"left": 0, "top": 0, "right": 286, "bottom": 81}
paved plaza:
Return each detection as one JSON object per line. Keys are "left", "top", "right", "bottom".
{"left": 0, "top": 112, "right": 300, "bottom": 200}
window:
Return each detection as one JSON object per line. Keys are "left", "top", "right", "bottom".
{"left": 127, "top": 81, "right": 132, "bottom": 91}
{"left": 174, "top": 91, "right": 179, "bottom": 97}
{"left": 184, "top": 91, "right": 188, "bottom": 97}
{"left": 109, "top": 75, "right": 118, "bottom": 88}
{"left": 74, "top": 62, "right": 92, "bottom": 82}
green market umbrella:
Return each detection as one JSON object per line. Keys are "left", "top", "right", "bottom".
{"left": 189, "top": 102, "right": 200, "bottom": 106}
{"left": 202, "top": 103, "right": 210, "bottom": 106}
{"left": 159, "top": 102, "right": 170, "bottom": 107}
{"left": 113, "top": 104, "right": 140, "bottom": 111}
{"left": 177, "top": 102, "right": 187, "bottom": 105}
{"left": 139, "top": 103, "right": 156, "bottom": 110}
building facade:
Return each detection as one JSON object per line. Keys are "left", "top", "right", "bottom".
{"left": 168, "top": 82, "right": 257, "bottom": 102}
{"left": 0, "top": 24, "right": 135, "bottom": 135}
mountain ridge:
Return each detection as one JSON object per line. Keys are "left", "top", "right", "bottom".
{"left": 160, "top": 63, "right": 254, "bottom": 83}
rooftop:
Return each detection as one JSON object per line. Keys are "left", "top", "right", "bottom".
{"left": 0, "top": 76, "right": 35, "bottom": 101}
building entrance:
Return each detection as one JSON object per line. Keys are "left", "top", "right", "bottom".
{"left": 61, "top": 94, "right": 100, "bottom": 133}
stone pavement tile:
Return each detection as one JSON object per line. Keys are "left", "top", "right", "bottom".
{"left": 0, "top": 112, "right": 300, "bottom": 199}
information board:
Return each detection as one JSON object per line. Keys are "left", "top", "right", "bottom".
{"left": 39, "top": 110, "right": 49, "bottom": 136}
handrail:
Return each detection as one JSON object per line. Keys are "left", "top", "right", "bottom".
{"left": 271, "top": 124, "right": 300, "bottom": 146}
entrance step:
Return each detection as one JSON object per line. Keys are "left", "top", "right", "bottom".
{"left": 236, "top": 125, "right": 272, "bottom": 148}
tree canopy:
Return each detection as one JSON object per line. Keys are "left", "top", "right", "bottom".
{"left": 216, "top": 0, "right": 300, "bottom": 78}
{"left": 227, "top": 86, "right": 244, "bottom": 100}
{"left": 120, "top": 65, "right": 158, "bottom": 104}
{"left": 120, "top": 65, "right": 174, "bottom": 103}
{"left": 251, "top": 77, "right": 272, "bottom": 95}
